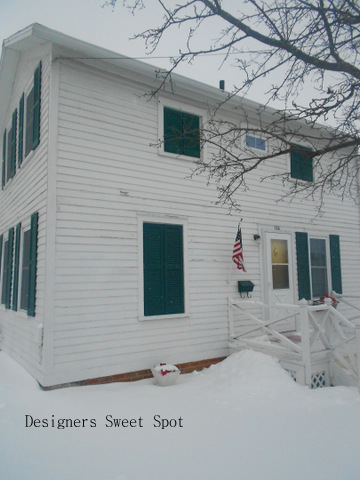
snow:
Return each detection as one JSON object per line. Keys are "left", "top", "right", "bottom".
{"left": 1, "top": 350, "right": 360, "bottom": 480}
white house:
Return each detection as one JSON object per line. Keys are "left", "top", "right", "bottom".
{"left": 0, "top": 24, "right": 359, "bottom": 388}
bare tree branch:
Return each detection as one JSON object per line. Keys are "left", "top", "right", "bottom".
{"left": 106, "top": 0, "right": 360, "bottom": 210}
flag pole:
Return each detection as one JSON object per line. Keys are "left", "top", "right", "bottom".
{"left": 227, "top": 218, "right": 243, "bottom": 284}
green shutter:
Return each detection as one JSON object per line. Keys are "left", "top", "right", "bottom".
{"left": 12, "top": 223, "right": 21, "bottom": 311}
{"left": 295, "top": 232, "right": 311, "bottom": 300}
{"left": 143, "top": 223, "right": 165, "bottom": 316}
{"left": 164, "top": 224, "right": 184, "bottom": 314}
{"left": 18, "top": 94, "right": 24, "bottom": 166}
{"left": 329, "top": 235, "right": 342, "bottom": 294}
{"left": 2, "top": 129, "right": 6, "bottom": 189}
{"left": 143, "top": 222, "right": 184, "bottom": 316}
{"left": 0, "top": 234, "right": 3, "bottom": 305}
{"left": 0, "top": 234, "right": 3, "bottom": 282}
{"left": 25, "top": 88, "right": 34, "bottom": 157}
{"left": 164, "top": 107, "right": 182, "bottom": 155}
{"left": 182, "top": 112, "right": 200, "bottom": 158}
{"left": 28, "top": 212, "right": 38, "bottom": 317}
{"left": 8, "top": 109, "right": 17, "bottom": 180}
{"left": 32, "top": 62, "right": 42, "bottom": 150}
{"left": 5, "top": 228, "right": 14, "bottom": 309}
{"left": 291, "top": 145, "right": 313, "bottom": 182}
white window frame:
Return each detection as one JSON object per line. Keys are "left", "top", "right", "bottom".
{"left": 137, "top": 213, "right": 189, "bottom": 321}
{"left": 308, "top": 235, "right": 331, "bottom": 300}
{"left": 245, "top": 133, "right": 268, "bottom": 153}
{"left": 158, "top": 98, "right": 206, "bottom": 161}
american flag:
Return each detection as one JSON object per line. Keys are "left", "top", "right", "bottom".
{"left": 232, "top": 227, "right": 246, "bottom": 271}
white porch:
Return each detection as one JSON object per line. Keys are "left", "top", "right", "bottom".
{"left": 228, "top": 293, "right": 360, "bottom": 389}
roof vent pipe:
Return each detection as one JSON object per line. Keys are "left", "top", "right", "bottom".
{"left": 219, "top": 80, "right": 225, "bottom": 91}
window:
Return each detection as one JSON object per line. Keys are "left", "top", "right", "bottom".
{"left": 295, "top": 232, "right": 342, "bottom": 300}
{"left": 163, "top": 107, "right": 200, "bottom": 158}
{"left": 271, "top": 239, "right": 290, "bottom": 289}
{"left": 20, "top": 213, "right": 38, "bottom": 316}
{"left": 20, "top": 229, "right": 31, "bottom": 311}
{"left": 0, "top": 212, "right": 38, "bottom": 316}
{"left": 309, "top": 238, "right": 328, "bottom": 298}
{"left": 7, "top": 110, "right": 17, "bottom": 181}
{"left": 12, "top": 224, "right": 21, "bottom": 311}
{"left": 24, "top": 61, "right": 41, "bottom": 158}
{"left": 246, "top": 134, "right": 266, "bottom": 151}
{"left": 1, "top": 62, "right": 41, "bottom": 188}
{"left": 290, "top": 144, "right": 313, "bottom": 182}
{"left": 1, "top": 229, "right": 14, "bottom": 309}
{"left": 143, "top": 222, "right": 184, "bottom": 317}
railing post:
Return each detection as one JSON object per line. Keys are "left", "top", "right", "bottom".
{"left": 356, "top": 325, "right": 360, "bottom": 392}
{"left": 299, "top": 299, "right": 312, "bottom": 387}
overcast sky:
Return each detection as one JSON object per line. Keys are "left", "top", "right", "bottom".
{"left": 1, "top": 0, "right": 245, "bottom": 94}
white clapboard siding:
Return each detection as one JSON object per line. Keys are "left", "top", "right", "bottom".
{"left": 0, "top": 47, "right": 51, "bottom": 381}
{"left": 2, "top": 28, "right": 360, "bottom": 387}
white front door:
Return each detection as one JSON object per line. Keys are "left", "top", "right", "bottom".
{"left": 265, "top": 232, "right": 296, "bottom": 332}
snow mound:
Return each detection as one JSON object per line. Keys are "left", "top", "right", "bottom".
{"left": 191, "top": 350, "right": 302, "bottom": 403}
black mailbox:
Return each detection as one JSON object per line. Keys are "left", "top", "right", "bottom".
{"left": 237, "top": 281, "right": 255, "bottom": 298}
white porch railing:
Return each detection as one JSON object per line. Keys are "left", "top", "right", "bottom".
{"left": 228, "top": 296, "right": 360, "bottom": 389}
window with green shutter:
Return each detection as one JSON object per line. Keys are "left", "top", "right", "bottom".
{"left": 1, "top": 62, "right": 42, "bottom": 188}
{"left": 1, "top": 228, "right": 14, "bottom": 309}
{"left": 290, "top": 144, "right": 313, "bottom": 182}
{"left": 164, "top": 107, "right": 200, "bottom": 158}
{"left": 143, "top": 222, "right": 184, "bottom": 317}
{"left": 296, "top": 232, "right": 342, "bottom": 300}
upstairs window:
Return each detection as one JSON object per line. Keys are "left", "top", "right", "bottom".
{"left": 2, "top": 62, "right": 41, "bottom": 188}
{"left": 24, "top": 61, "right": 42, "bottom": 159}
{"left": 246, "top": 134, "right": 266, "bottom": 151}
{"left": 7, "top": 110, "right": 17, "bottom": 181}
{"left": 290, "top": 144, "right": 313, "bottom": 182}
{"left": 163, "top": 107, "right": 200, "bottom": 158}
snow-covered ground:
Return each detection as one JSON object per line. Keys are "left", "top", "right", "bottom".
{"left": 1, "top": 350, "right": 360, "bottom": 480}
